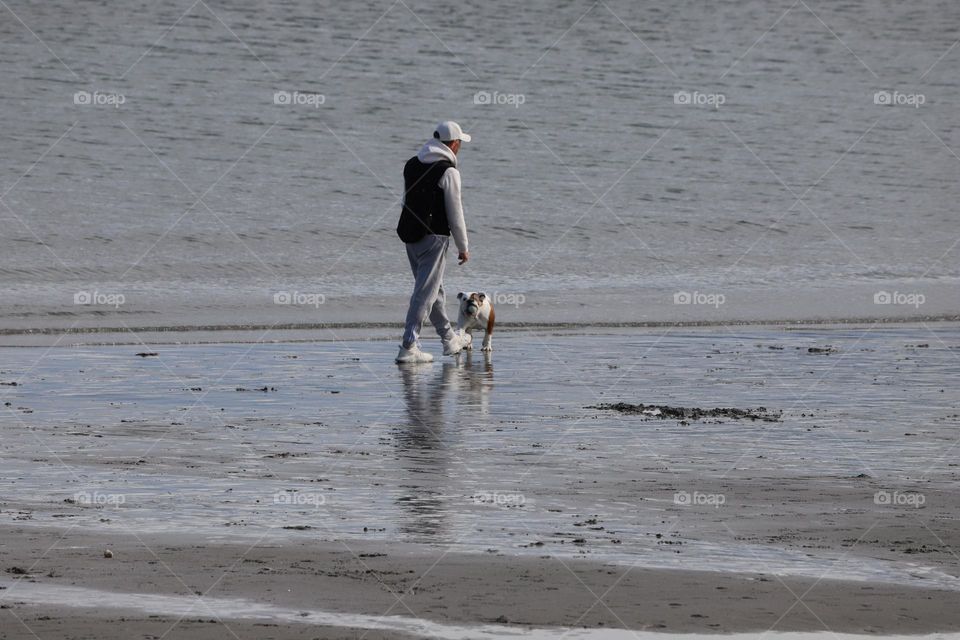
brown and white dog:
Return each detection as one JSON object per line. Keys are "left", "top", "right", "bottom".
{"left": 456, "top": 292, "right": 495, "bottom": 352}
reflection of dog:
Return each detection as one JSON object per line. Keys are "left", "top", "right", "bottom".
{"left": 456, "top": 292, "right": 495, "bottom": 352}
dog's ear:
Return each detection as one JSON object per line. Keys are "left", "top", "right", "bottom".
{"left": 477, "top": 292, "right": 487, "bottom": 302}
{"left": 457, "top": 292, "right": 465, "bottom": 300}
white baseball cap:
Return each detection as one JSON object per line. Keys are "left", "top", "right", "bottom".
{"left": 433, "top": 121, "right": 471, "bottom": 142}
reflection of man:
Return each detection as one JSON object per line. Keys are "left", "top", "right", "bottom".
{"left": 395, "top": 121, "right": 473, "bottom": 364}
{"left": 397, "top": 363, "right": 447, "bottom": 447}
{"left": 396, "top": 362, "right": 453, "bottom": 538}
{"left": 394, "top": 357, "right": 494, "bottom": 538}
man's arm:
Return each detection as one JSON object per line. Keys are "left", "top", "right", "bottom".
{"left": 439, "top": 167, "right": 468, "bottom": 263}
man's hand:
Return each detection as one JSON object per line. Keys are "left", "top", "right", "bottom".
{"left": 458, "top": 251, "right": 469, "bottom": 265}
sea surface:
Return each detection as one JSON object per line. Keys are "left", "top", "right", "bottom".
{"left": 0, "top": 0, "right": 958, "bottom": 333}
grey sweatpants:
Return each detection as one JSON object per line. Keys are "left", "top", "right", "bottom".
{"left": 402, "top": 234, "right": 455, "bottom": 349}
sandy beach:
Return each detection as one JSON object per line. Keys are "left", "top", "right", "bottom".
{"left": 2, "top": 324, "right": 959, "bottom": 638}
{"left": 2, "top": 526, "right": 959, "bottom": 639}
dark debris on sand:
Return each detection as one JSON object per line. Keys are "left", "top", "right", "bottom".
{"left": 588, "top": 402, "right": 782, "bottom": 422}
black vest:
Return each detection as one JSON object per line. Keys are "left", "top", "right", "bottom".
{"left": 397, "top": 156, "right": 454, "bottom": 243}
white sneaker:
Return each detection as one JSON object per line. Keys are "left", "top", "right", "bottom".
{"left": 395, "top": 344, "right": 433, "bottom": 364}
{"left": 442, "top": 332, "right": 472, "bottom": 356}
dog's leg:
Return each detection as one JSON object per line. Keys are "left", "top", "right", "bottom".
{"left": 481, "top": 307, "right": 495, "bottom": 351}
{"left": 464, "top": 326, "right": 474, "bottom": 350}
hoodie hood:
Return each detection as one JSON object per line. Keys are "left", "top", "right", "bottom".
{"left": 417, "top": 139, "right": 458, "bottom": 167}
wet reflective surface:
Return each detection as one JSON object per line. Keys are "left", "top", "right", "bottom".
{"left": 1, "top": 326, "right": 959, "bottom": 589}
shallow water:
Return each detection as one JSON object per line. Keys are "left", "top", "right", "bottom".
{"left": 1, "top": 1, "right": 959, "bottom": 329}
{"left": 2, "top": 326, "right": 958, "bottom": 590}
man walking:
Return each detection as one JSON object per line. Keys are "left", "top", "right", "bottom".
{"left": 395, "top": 121, "right": 472, "bottom": 364}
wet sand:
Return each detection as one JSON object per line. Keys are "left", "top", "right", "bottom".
{"left": 2, "top": 527, "right": 960, "bottom": 639}
{"left": 1, "top": 325, "right": 959, "bottom": 637}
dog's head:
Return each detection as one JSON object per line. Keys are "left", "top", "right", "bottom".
{"left": 457, "top": 291, "right": 487, "bottom": 317}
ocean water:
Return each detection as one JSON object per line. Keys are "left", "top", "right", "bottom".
{"left": 0, "top": 0, "right": 958, "bottom": 332}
